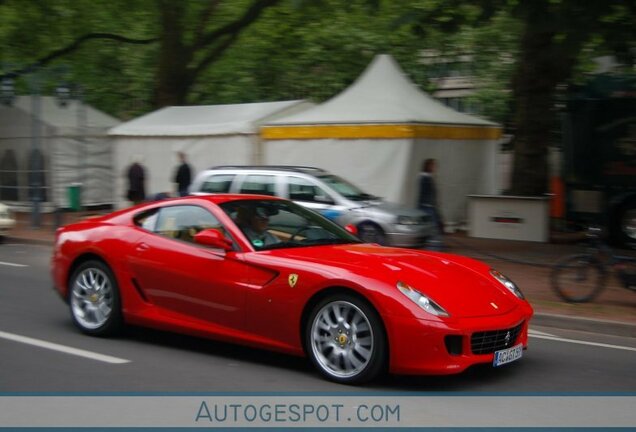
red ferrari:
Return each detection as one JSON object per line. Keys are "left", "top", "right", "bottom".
{"left": 52, "top": 195, "right": 533, "bottom": 384}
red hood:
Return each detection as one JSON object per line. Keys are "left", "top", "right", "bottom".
{"left": 268, "top": 244, "right": 519, "bottom": 318}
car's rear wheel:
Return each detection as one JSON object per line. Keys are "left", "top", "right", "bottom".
{"left": 69, "top": 260, "right": 122, "bottom": 336}
{"left": 306, "top": 294, "right": 386, "bottom": 384}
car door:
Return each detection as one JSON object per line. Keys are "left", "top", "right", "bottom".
{"left": 127, "top": 204, "right": 249, "bottom": 330}
{"left": 285, "top": 175, "right": 344, "bottom": 221}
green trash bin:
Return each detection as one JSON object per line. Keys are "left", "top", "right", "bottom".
{"left": 67, "top": 183, "right": 82, "bottom": 211}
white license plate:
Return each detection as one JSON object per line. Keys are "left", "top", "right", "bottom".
{"left": 493, "top": 343, "right": 523, "bottom": 367}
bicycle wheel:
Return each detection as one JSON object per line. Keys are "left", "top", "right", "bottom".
{"left": 551, "top": 254, "right": 606, "bottom": 303}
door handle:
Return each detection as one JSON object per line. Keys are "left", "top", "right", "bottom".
{"left": 136, "top": 243, "right": 150, "bottom": 252}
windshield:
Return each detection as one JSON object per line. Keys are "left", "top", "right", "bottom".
{"left": 317, "top": 174, "right": 378, "bottom": 201}
{"left": 220, "top": 199, "right": 361, "bottom": 251}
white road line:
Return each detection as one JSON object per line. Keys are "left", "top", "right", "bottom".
{"left": 530, "top": 333, "right": 636, "bottom": 352}
{"left": 0, "top": 331, "right": 130, "bottom": 364}
{"left": 528, "top": 329, "right": 556, "bottom": 337}
{"left": 0, "top": 261, "right": 27, "bottom": 267}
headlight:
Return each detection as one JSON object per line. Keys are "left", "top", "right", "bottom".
{"left": 397, "top": 216, "right": 419, "bottom": 225}
{"left": 490, "top": 269, "right": 525, "bottom": 299}
{"left": 397, "top": 281, "right": 450, "bottom": 317}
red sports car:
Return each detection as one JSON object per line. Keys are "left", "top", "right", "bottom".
{"left": 52, "top": 195, "right": 533, "bottom": 384}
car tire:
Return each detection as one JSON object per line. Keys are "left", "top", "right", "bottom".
{"left": 357, "top": 222, "right": 386, "bottom": 245}
{"left": 68, "top": 260, "right": 122, "bottom": 336}
{"left": 305, "top": 294, "right": 387, "bottom": 385}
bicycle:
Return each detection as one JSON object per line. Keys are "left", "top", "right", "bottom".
{"left": 551, "top": 226, "right": 636, "bottom": 303}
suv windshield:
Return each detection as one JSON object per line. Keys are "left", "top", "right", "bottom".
{"left": 317, "top": 174, "right": 378, "bottom": 202}
{"left": 220, "top": 199, "right": 360, "bottom": 251}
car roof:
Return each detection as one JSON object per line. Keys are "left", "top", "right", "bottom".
{"left": 206, "top": 165, "right": 328, "bottom": 175}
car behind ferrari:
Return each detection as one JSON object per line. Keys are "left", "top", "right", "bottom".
{"left": 52, "top": 195, "right": 533, "bottom": 384}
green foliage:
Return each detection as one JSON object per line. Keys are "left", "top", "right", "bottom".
{"left": 0, "top": 0, "right": 632, "bottom": 126}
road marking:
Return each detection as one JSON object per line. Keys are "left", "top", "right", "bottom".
{"left": 530, "top": 333, "right": 636, "bottom": 352}
{"left": 0, "top": 261, "right": 27, "bottom": 267}
{"left": 0, "top": 331, "right": 130, "bottom": 364}
{"left": 528, "top": 329, "right": 556, "bottom": 337}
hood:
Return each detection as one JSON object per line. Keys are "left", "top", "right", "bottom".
{"left": 271, "top": 244, "right": 518, "bottom": 318}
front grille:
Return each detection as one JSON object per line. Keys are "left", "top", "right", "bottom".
{"left": 471, "top": 322, "right": 523, "bottom": 355}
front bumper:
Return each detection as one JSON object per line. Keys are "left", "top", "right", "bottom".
{"left": 386, "top": 305, "right": 533, "bottom": 375}
{"left": 384, "top": 230, "right": 431, "bottom": 248}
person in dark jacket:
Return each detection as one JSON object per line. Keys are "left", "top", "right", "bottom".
{"left": 418, "top": 158, "right": 444, "bottom": 249}
{"left": 173, "top": 151, "right": 192, "bottom": 197}
{"left": 126, "top": 158, "right": 146, "bottom": 205}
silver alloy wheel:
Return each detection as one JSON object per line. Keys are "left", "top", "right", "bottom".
{"left": 71, "top": 267, "right": 113, "bottom": 330}
{"left": 310, "top": 300, "right": 374, "bottom": 379}
{"left": 622, "top": 209, "right": 636, "bottom": 241}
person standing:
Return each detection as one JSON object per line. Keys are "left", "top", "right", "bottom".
{"left": 173, "top": 151, "right": 192, "bottom": 197}
{"left": 418, "top": 158, "right": 444, "bottom": 249}
{"left": 126, "top": 157, "right": 146, "bottom": 205}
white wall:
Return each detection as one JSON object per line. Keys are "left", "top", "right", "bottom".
{"left": 114, "top": 135, "right": 253, "bottom": 209}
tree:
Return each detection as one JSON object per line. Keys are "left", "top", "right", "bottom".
{"left": 509, "top": 0, "right": 635, "bottom": 195}
{"left": 0, "top": 0, "right": 282, "bottom": 114}
{"left": 397, "top": 0, "right": 636, "bottom": 195}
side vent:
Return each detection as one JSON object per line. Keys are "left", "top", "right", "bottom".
{"left": 131, "top": 278, "right": 148, "bottom": 302}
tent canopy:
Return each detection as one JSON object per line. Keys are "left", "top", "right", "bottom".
{"left": 260, "top": 54, "right": 502, "bottom": 224}
{"left": 110, "top": 100, "right": 310, "bottom": 137}
{"left": 0, "top": 96, "right": 120, "bottom": 208}
{"left": 264, "top": 54, "right": 497, "bottom": 140}
{"left": 1, "top": 96, "right": 120, "bottom": 136}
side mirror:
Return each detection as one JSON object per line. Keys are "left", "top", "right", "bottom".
{"left": 194, "top": 229, "right": 233, "bottom": 251}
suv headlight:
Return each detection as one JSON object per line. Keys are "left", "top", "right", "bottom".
{"left": 397, "top": 281, "right": 450, "bottom": 317}
{"left": 490, "top": 269, "right": 525, "bottom": 299}
{"left": 397, "top": 216, "right": 419, "bottom": 225}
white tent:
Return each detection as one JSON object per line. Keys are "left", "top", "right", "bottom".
{"left": 108, "top": 100, "right": 313, "bottom": 209}
{"left": 0, "top": 96, "right": 120, "bottom": 210}
{"left": 261, "top": 54, "right": 503, "bottom": 226}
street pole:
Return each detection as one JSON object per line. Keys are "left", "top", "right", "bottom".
{"left": 29, "top": 73, "right": 41, "bottom": 228}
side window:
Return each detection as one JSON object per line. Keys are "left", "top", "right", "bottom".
{"left": 134, "top": 209, "right": 159, "bottom": 232}
{"left": 288, "top": 177, "right": 333, "bottom": 203}
{"left": 154, "top": 205, "right": 224, "bottom": 244}
{"left": 201, "top": 174, "right": 235, "bottom": 193}
{"left": 239, "top": 175, "right": 277, "bottom": 196}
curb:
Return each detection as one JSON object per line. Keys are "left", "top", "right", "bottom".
{"left": 533, "top": 312, "right": 636, "bottom": 338}
{"left": 4, "top": 235, "right": 54, "bottom": 246}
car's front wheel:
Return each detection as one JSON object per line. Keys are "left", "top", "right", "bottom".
{"left": 306, "top": 294, "right": 387, "bottom": 384}
{"left": 357, "top": 222, "right": 386, "bottom": 245}
{"left": 69, "top": 260, "right": 122, "bottom": 336}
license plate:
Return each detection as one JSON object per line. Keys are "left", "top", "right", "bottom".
{"left": 493, "top": 343, "right": 523, "bottom": 367}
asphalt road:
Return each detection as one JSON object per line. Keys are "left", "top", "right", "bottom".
{"left": 1, "top": 242, "right": 635, "bottom": 393}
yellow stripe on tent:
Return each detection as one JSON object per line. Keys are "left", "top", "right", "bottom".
{"left": 261, "top": 124, "right": 502, "bottom": 140}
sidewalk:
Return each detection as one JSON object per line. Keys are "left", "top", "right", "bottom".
{"left": 5, "top": 211, "right": 636, "bottom": 335}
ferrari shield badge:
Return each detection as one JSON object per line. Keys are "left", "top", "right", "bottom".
{"left": 288, "top": 273, "right": 299, "bottom": 288}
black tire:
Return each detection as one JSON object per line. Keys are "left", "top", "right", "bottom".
{"left": 68, "top": 260, "right": 122, "bottom": 336}
{"left": 305, "top": 293, "right": 387, "bottom": 385}
{"left": 551, "top": 254, "right": 606, "bottom": 303}
{"left": 357, "top": 222, "right": 386, "bottom": 245}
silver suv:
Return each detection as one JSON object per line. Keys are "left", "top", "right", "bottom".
{"left": 190, "top": 166, "right": 434, "bottom": 248}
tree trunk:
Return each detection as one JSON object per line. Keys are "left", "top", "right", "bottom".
{"left": 509, "top": 6, "right": 557, "bottom": 196}
{"left": 153, "top": 1, "right": 194, "bottom": 107}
